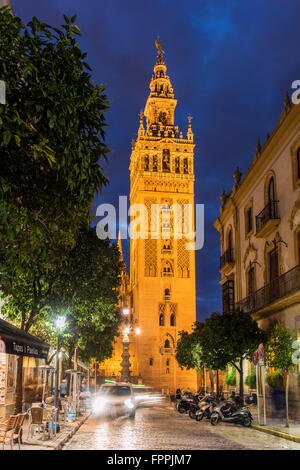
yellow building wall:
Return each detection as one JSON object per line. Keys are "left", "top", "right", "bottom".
{"left": 129, "top": 45, "right": 197, "bottom": 394}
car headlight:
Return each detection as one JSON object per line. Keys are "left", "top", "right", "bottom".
{"left": 125, "top": 399, "right": 134, "bottom": 409}
{"left": 92, "top": 398, "right": 106, "bottom": 412}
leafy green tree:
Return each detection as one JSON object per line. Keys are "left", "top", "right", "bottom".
{"left": 266, "top": 323, "right": 295, "bottom": 427}
{"left": 1, "top": 228, "right": 122, "bottom": 412}
{"left": 0, "top": 8, "right": 109, "bottom": 275}
{"left": 48, "top": 227, "right": 122, "bottom": 365}
{"left": 208, "top": 310, "right": 265, "bottom": 400}
{"left": 176, "top": 322, "right": 221, "bottom": 394}
{"left": 176, "top": 326, "right": 204, "bottom": 372}
{"left": 176, "top": 311, "right": 266, "bottom": 400}
{"left": 245, "top": 367, "right": 256, "bottom": 389}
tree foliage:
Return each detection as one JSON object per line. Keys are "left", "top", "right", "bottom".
{"left": 266, "top": 323, "right": 295, "bottom": 373}
{"left": 0, "top": 8, "right": 110, "bottom": 274}
{"left": 1, "top": 227, "right": 122, "bottom": 412}
{"left": 176, "top": 325, "right": 203, "bottom": 372}
{"left": 1, "top": 227, "right": 122, "bottom": 355}
{"left": 176, "top": 310, "right": 265, "bottom": 398}
{"left": 266, "top": 322, "right": 295, "bottom": 427}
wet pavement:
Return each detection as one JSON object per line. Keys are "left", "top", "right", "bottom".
{"left": 63, "top": 404, "right": 300, "bottom": 450}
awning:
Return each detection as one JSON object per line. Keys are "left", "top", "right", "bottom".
{"left": 0, "top": 318, "right": 50, "bottom": 360}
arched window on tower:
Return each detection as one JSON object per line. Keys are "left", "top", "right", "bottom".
{"left": 159, "top": 314, "right": 165, "bottom": 326}
{"left": 170, "top": 314, "right": 176, "bottom": 326}
{"left": 164, "top": 288, "right": 170, "bottom": 300}
{"left": 159, "top": 112, "right": 167, "bottom": 126}
{"left": 162, "top": 239, "right": 171, "bottom": 253}
{"left": 162, "top": 149, "right": 170, "bottom": 172}
{"left": 162, "top": 261, "right": 173, "bottom": 277}
{"left": 164, "top": 339, "right": 170, "bottom": 348}
{"left": 183, "top": 158, "right": 188, "bottom": 174}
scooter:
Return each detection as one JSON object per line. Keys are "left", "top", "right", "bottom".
{"left": 210, "top": 401, "right": 253, "bottom": 427}
{"left": 245, "top": 393, "right": 257, "bottom": 405}
{"left": 177, "top": 395, "right": 195, "bottom": 414}
{"left": 187, "top": 393, "right": 209, "bottom": 419}
{"left": 178, "top": 393, "right": 202, "bottom": 415}
{"left": 194, "top": 395, "right": 217, "bottom": 421}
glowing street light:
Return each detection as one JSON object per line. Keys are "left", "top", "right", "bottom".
{"left": 55, "top": 316, "right": 66, "bottom": 330}
{"left": 135, "top": 328, "right": 141, "bottom": 335}
{"left": 122, "top": 307, "right": 130, "bottom": 316}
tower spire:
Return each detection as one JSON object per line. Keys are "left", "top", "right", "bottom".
{"left": 155, "top": 37, "right": 165, "bottom": 64}
{"left": 187, "top": 114, "right": 194, "bottom": 142}
{"left": 142, "top": 41, "right": 177, "bottom": 138}
{"left": 138, "top": 110, "right": 145, "bottom": 137}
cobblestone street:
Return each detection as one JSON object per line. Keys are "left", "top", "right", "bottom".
{"left": 63, "top": 405, "right": 300, "bottom": 450}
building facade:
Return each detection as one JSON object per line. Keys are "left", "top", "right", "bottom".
{"left": 214, "top": 92, "right": 300, "bottom": 401}
{"left": 128, "top": 44, "right": 197, "bottom": 394}
{"left": 99, "top": 44, "right": 198, "bottom": 393}
{"left": 98, "top": 233, "right": 139, "bottom": 382}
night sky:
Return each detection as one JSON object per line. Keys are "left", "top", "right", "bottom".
{"left": 12, "top": 0, "right": 300, "bottom": 320}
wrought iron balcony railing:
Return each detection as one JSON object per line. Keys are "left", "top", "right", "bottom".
{"left": 237, "top": 264, "right": 300, "bottom": 313}
{"left": 256, "top": 200, "right": 279, "bottom": 234}
{"left": 220, "top": 248, "right": 235, "bottom": 270}
{"left": 159, "top": 347, "right": 174, "bottom": 355}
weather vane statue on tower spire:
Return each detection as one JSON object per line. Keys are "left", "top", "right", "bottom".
{"left": 155, "top": 37, "right": 165, "bottom": 62}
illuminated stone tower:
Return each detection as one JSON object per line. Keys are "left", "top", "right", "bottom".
{"left": 130, "top": 42, "right": 197, "bottom": 393}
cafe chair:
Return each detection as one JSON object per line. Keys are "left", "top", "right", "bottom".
{"left": 0, "top": 415, "right": 18, "bottom": 450}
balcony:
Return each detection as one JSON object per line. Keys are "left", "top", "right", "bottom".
{"left": 159, "top": 347, "right": 174, "bottom": 355}
{"left": 162, "top": 270, "right": 173, "bottom": 277}
{"left": 256, "top": 201, "right": 280, "bottom": 238}
{"left": 220, "top": 248, "right": 235, "bottom": 272}
{"left": 237, "top": 264, "right": 300, "bottom": 314}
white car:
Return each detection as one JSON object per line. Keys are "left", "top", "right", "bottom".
{"left": 92, "top": 383, "right": 136, "bottom": 418}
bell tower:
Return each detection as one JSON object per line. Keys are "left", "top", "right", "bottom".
{"left": 130, "top": 41, "right": 197, "bottom": 393}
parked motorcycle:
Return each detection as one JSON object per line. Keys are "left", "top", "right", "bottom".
{"left": 245, "top": 393, "right": 257, "bottom": 405}
{"left": 210, "top": 401, "right": 253, "bottom": 427}
{"left": 177, "top": 393, "right": 201, "bottom": 415}
{"left": 194, "top": 395, "right": 217, "bottom": 421}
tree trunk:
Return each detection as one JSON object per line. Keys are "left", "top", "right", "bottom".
{"left": 216, "top": 370, "right": 219, "bottom": 399}
{"left": 14, "top": 356, "right": 24, "bottom": 414}
{"left": 209, "top": 370, "right": 215, "bottom": 393}
{"left": 285, "top": 371, "right": 289, "bottom": 428}
{"left": 44, "top": 369, "right": 49, "bottom": 399}
{"left": 239, "top": 358, "right": 244, "bottom": 402}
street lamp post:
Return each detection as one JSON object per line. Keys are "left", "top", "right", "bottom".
{"left": 120, "top": 329, "right": 131, "bottom": 383}
{"left": 120, "top": 307, "right": 140, "bottom": 383}
{"left": 54, "top": 316, "right": 66, "bottom": 410}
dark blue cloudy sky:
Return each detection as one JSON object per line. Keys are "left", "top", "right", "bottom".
{"left": 12, "top": 0, "right": 300, "bottom": 320}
